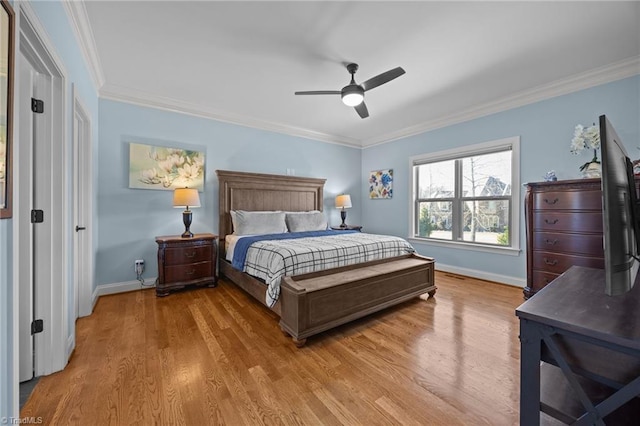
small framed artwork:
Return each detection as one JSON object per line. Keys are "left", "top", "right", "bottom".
{"left": 369, "top": 169, "right": 393, "bottom": 199}
{"left": 129, "top": 141, "right": 205, "bottom": 191}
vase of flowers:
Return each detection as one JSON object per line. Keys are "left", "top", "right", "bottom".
{"left": 570, "top": 123, "right": 601, "bottom": 178}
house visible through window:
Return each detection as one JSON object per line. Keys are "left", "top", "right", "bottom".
{"left": 410, "top": 137, "right": 520, "bottom": 250}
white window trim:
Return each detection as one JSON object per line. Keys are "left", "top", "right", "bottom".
{"left": 408, "top": 136, "right": 521, "bottom": 253}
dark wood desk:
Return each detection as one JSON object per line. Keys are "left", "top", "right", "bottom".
{"left": 516, "top": 266, "right": 640, "bottom": 425}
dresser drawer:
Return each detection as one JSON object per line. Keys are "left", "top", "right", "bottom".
{"left": 164, "top": 244, "right": 212, "bottom": 266}
{"left": 164, "top": 261, "right": 213, "bottom": 282}
{"left": 533, "top": 190, "right": 602, "bottom": 211}
{"left": 533, "top": 251, "right": 604, "bottom": 275}
{"left": 533, "top": 212, "right": 603, "bottom": 233}
{"left": 532, "top": 232, "right": 603, "bottom": 256}
{"left": 531, "top": 270, "right": 560, "bottom": 293}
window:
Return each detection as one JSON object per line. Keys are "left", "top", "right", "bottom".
{"left": 410, "top": 137, "right": 520, "bottom": 251}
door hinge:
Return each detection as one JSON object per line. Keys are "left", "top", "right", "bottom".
{"left": 31, "top": 319, "right": 43, "bottom": 335}
{"left": 31, "top": 98, "right": 44, "bottom": 114}
{"left": 31, "top": 209, "right": 44, "bottom": 223}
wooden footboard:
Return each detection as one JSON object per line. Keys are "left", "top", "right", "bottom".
{"left": 279, "top": 253, "right": 436, "bottom": 346}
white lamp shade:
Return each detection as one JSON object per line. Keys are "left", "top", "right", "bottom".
{"left": 173, "top": 188, "right": 201, "bottom": 208}
{"left": 335, "top": 194, "right": 352, "bottom": 209}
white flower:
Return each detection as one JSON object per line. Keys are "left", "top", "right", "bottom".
{"left": 178, "top": 163, "right": 201, "bottom": 180}
{"left": 583, "top": 125, "right": 600, "bottom": 149}
{"left": 573, "top": 124, "right": 584, "bottom": 138}
{"left": 570, "top": 136, "right": 585, "bottom": 155}
{"left": 570, "top": 123, "right": 600, "bottom": 155}
{"left": 139, "top": 168, "right": 161, "bottom": 184}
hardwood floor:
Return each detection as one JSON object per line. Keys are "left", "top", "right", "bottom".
{"left": 21, "top": 271, "right": 524, "bottom": 425}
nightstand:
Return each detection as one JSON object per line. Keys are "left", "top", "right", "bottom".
{"left": 155, "top": 233, "right": 217, "bottom": 296}
{"left": 331, "top": 225, "right": 363, "bottom": 232}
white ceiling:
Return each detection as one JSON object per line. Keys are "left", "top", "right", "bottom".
{"left": 74, "top": 1, "right": 640, "bottom": 148}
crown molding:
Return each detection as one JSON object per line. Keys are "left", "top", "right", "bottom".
{"left": 99, "top": 56, "right": 638, "bottom": 151}
{"left": 99, "top": 84, "right": 362, "bottom": 148}
{"left": 61, "top": 0, "right": 105, "bottom": 90}
{"left": 362, "top": 56, "right": 640, "bottom": 148}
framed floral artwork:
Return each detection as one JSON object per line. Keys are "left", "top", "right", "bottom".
{"left": 128, "top": 142, "right": 205, "bottom": 191}
{"left": 369, "top": 169, "right": 393, "bottom": 199}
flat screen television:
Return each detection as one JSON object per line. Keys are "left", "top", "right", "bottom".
{"left": 600, "top": 114, "right": 640, "bottom": 296}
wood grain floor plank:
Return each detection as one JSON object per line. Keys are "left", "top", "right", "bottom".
{"left": 21, "top": 271, "right": 524, "bottom": 425}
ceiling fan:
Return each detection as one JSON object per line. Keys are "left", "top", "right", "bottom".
{"left": 294, "top": 63, "right": 405, "bottom": 119}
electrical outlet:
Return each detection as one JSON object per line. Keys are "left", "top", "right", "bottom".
{"left": 135, "top": 259, "right": 145, "bottom": 275}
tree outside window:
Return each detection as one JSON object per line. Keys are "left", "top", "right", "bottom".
{"left": 412, "top": 139, "right": 518, "bottom": 248}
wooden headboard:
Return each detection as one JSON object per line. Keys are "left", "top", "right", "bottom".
{"left": 216, "top": 170, "right": 326, "bottom": 243}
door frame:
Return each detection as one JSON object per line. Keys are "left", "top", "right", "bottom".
{"left": 12, "top": 1, "right": 68, "bottom": 413}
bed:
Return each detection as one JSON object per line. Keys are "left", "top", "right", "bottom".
{"left": 216, "top": 169, "right": 436, "bottom": 346}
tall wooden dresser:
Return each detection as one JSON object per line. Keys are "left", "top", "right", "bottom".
{"left": 524, "top": 178, "right": 606, "bottom": 299}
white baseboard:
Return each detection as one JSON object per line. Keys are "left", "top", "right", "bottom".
{"left": 434, "top": 263, "right": 525, "bottom": 288}
{"left": 66, "top": 333, "right": 75, "bottom": 361}
{"left": 91, "top": 286, "right": 99, "bottom": 312}
{"left": 95, "top": 277, "right": 157, "bottom": 299}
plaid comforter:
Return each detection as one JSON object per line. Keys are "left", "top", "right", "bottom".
{"left": 234, "top": 231, "right": 415, "bottom": 307}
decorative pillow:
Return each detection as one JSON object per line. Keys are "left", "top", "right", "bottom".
{"left": 285, "top": 211, "right": 328, "bottom": 232}
{"left": 231, "top": 210, "right": 287, "bottom": 235}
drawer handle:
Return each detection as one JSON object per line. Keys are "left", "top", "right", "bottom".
{"left": 545, "top": 238, "right": 559, "bottom": 245}
{"left": 544, "top": 218, "right": 559, "bottom": 225}
{"left": 543, "top": 258, "right": 558, "bottom": 266}
{"left": 184, "top": 251, "right": 197, "bottom": 259}
{"left": 185, "top": 269, "right": 196, "bottom": 276}
{"left": 544, "top": 198, "right": 559, "bottom": 205}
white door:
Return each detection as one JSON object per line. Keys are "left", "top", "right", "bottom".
{"left": 17, "top": 50, "right": 43, "bottom": 382}
{"left": 17, "top": 42, "right": 34, "bottom": 383}
{"left": 16, "top": 3, "right": 69, "bottom": 383}
{"left": 72, "top": 90, "right": 93, "bottom": 319}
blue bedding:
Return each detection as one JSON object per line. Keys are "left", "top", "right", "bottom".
{"left": 231, "top": 229, "right": 357, "bottom": 270}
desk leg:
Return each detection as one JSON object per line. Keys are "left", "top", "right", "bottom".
{"left": 520, "top": 319, "right": 541, "bottom": 426}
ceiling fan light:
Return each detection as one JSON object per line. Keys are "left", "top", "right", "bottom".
{"left": 341, "top": 85, "right": 364, "bottom": 106}
{"left": 342, "top": 92, "right": 364, "bottom": 106}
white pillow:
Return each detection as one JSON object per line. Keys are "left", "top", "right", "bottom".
{"left": 231, "top": 210, "right": 287, "bottom": 235}
{"left": 285, "top": 211, "right": 327, "bottom": 232}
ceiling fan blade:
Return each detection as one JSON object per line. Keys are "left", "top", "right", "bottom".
{"left": 355, "top": 102, "right": 369, "bottom": 119}
{"left": 295, "top": 90, "right": 341, "bottom": 95}
{"left": 361, "top": 67, "right": 406, "bottom": 92}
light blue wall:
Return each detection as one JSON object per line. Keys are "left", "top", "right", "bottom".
{"left": 97, "top": 99, "right": 361, "bottom": 286}
{"left": 1, "top": 0, "right": 99, "bottom": 419}
{"left": 362, "top": 75, "right": 640, "bottom": 284}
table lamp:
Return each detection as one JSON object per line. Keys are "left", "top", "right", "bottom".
{"left": 173, "top": 187, "right": 200, "bottom": 238}
{"left": 335, "top": 194, "right": 352, "bottom": 228}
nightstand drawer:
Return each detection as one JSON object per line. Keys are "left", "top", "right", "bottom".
{"left": 164, "top": 245, "right": 212, "bottom": 266}
{"left": 164, "top": 261, "right": 213, "bottom": 282}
